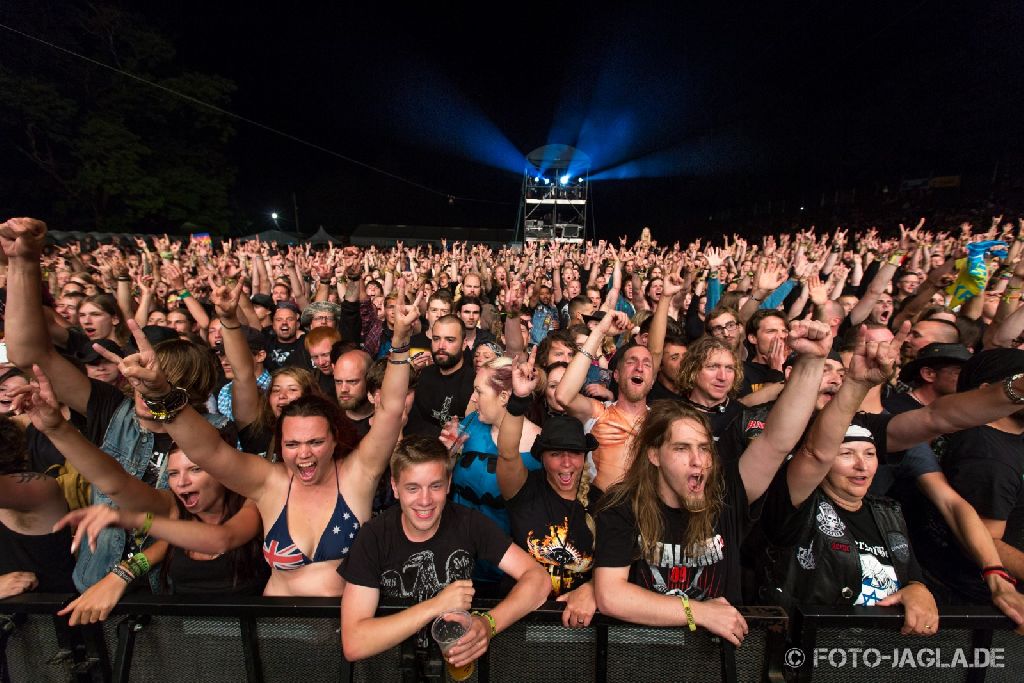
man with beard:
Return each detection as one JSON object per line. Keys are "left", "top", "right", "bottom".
{"left": 706, "top": 307, "right": 744, "bottom": 354}
{"left": 264, "top": 302, "right": 309, "bottom": 371}
{"left": 592, "top": 320, "right": 834, "bottom": 643}
{"left": 405, "top": 315, "right": 476, "bottom": 439}
{"left": 555, "top": 311, "right": 655, "bottom": 493}
{"left": 743, "top": 310, "right": 788, "bottom": 390}
{"left": 334, "top": 350, "right": 374, "bottom": 438}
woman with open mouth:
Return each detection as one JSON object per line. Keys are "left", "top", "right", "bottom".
{"left": 12, "top": 367, "right": 265, "bottom": 625}
{"left": 496, "top": 347, "right": 601, "bottom": 629}
{"left": 93, "top": 283, "right": 418, "bottom": 597}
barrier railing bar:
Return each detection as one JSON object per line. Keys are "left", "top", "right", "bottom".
{"left": 239, "top": 617, "right": 264, "bottom": 683}
{"left": 595, "top": 624, "right": 608, "bottom": 683}
{"left": 966, "top": 628, "right": 994, "bottom": 683}
{"left": 112, "top": 615, "right": 143, "bottom": 683}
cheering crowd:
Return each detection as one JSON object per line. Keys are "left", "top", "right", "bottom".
{"left": 3, "top": 214, "right": 1024, "bottom": 668}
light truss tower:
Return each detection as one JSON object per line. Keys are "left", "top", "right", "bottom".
{"left": 517, "top": 144, "right": 591, "bottom": 244}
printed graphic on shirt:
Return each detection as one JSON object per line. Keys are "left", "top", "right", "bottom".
{"left": 645, "top": 534, "right": 726, "bottom": 599}
{"left": 796, "top": 543, "right": 816, "bottom": 570}
{"left": 431, "top": 396, "right": 454, "bottom": 426}
{"left": 816, "top": 500, "right": 847, "bottom": 538}
{"left": 855, "top": 541, "right": 900, "bottom": 606}
{"left": 380, "top": 549, "right": 474, "bottom": 647}
{"left": 526, "top": 516, "right": 593, "bottom": 594}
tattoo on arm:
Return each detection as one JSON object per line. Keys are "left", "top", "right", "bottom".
{"left": 12, "top": 472, "right": 45, "bottom": 484}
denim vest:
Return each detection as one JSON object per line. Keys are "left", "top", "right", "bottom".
{"left": 72, "top": 397, "right": 229, "bottom": 592}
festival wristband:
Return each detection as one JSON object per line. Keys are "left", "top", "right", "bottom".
{"left": 680, "top": 594, "right": 697, "bottom": 632}
{"left": 472, "top": 610, "right": 497, "bottom": 638}
{"left": 128, "top": 553, "right": 151, "bottom": 577}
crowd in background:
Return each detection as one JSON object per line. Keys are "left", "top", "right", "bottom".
{"left": 3, "top": 212, "right": 1024, "bottom": 664}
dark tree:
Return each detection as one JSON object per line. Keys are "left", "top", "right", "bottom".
{"left": 0, "top": 2, "right": 238, "bottom": 232}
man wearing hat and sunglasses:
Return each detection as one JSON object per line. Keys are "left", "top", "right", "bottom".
{"left": 496, "top": 348, "right": 601, "bottom": 629}
{"left": 884, "top": 342, "right": 971, "bottom": 414}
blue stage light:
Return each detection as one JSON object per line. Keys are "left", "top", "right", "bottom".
{"left": 560, "top": 175, "right": 570, "bottom": 185}
{"left": 534, "top": 176, "right": 540, "bottom": 182}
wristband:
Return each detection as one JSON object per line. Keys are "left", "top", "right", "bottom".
{"left": 472, "top": 610, "right": 497, "bottom": 639}
{"left": 982, "top": 566, "right": 1018, "bottom": 586}
{"left": 128, "top": 553, "right": 151, "bottom": 577}
{"left": 220, "top": 321, "right": 241, "bottom": 330}
{"left": 319, "top": 279, "right": 331, "bottom": 285}
{"left": 179, "top": 289, "right": 192, "bottom": 300}
{"left": 117, "top": 276, "right": 131, "bottom": 282}
{"left": 506, "top": 393, "right": 532, "bottom": 417}
{"left": 390, "top": 342, "right": 411, "bottom": 354}
{"left": 680, "top": 594, "right": 697, "bottom": 632}
{"left": 133, "top": 512, "right": 153, "bottom": 548}
{"left": 111, "top": 564, "right": 135, "bottom": 584}
{"left": 388, "top": 357, "right": 411, "bottom": 365}
{"left": 576, "top": 346, "right": 597, "bottom": 363}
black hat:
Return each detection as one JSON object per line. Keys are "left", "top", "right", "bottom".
{"left": 899, "top": 343, "right": 971, "bottom": 383}
{"left": 126, "top": 325, "right": 180, "bottom": 354}
{"left": 530, "top": 415, "right": 599, "bottom": 459}
{"left": 957, "top": 348, "right": 1024, "bottom": 392}
{"left": 250, "top": 294, "right": 276, "bottom": 311}
{"left": 77, "top": 339, "right": 125, "bottom": 365}
{"left": 214, "top": 325, "right": 266, "bottom": 354}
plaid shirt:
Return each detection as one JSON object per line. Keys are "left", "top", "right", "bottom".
{"left": 217, "top": 368, "right": 272, "bottom": 420}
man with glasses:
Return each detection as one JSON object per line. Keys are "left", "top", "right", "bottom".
{"left": 706, "top": 306, "right": 744, "bottom": 353}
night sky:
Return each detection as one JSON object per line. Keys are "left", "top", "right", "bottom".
{"left": 8, "top": 1, "right": 1024, "bottom": 238}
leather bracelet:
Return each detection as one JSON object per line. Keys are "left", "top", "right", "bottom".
{"left": 111, "top": 564, "right": 135, "bottom": 584}
{"left": 390, "top": 342, "right": 411, "bottom": 354}
{"left": 388, "top": 357, "right": 411, "bottom": 365}
{"left": 220, "top": 321, "right": 241, "bottom": 330}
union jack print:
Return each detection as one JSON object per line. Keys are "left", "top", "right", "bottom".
{"left": 263, "top": 540, "right": 308, "bottom": 570}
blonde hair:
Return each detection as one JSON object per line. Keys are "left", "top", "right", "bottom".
{"left": 676, "top": 336, "right": 744, "bottom": 397}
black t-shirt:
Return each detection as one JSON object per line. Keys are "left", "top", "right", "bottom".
{"left": 26, "top": 409, "right": 88, "bottom": 474}
{"left": 238, "top": 422, "right": 273, "bottom": 459}
{"left": 405, "top": 361, "right": 476, "bottom": 439}
{"left": 742, "top": 361, "right": 784, "bottom": 392}
{"left": 646, "top": 380, "right": 682, "bottom": 404}
{"left": 85, "top": 377, "right": 132, "bottom": 446}
{"left": 506, "top": 469, "right": 594, "bottom": 596}
{"left": 341, "top": 503, "right": 512, "bottom": 646}
{"left": 927, "top": 425, "right": 1024, "bottom": 602}
{"left": 759, "top": 468, "right": 922, "bottom": 606}
{"left": 881, "top": 390, "right": 921, "bottom": 416}
{"left": 264, "top": 336, "right": 310, "bottom": 372}
{"left": 593, "top": 460, "right": 750, "bottom": 603}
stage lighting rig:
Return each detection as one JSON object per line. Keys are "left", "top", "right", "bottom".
{"left": 518, "top": 144, "right": 591, "bottom": 244}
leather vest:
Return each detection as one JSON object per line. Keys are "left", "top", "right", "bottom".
{"left": 760, "top": 488, "right": 913, "bottom": 613}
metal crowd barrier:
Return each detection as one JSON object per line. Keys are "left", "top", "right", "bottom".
{"left": 789, "top": 605, "right": 1021, "bottom": 683}
{"left": 0, "top": 594, "right": 789, "bottom": 683}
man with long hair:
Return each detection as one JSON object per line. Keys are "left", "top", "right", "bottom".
{"left": 592, "top": 318, "right": 834, "bottom": 646}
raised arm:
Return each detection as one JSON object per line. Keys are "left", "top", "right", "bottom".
{"left": 98, "top": 320, "right": 278, "bottom": 503}
{"left": 555, "top": 312, "right": 630, "bottom": 422}
{"left": 785, "top": 325, "right": 900, "bottom": 506}
{"left": 496, "top": 349, "right": 537, "bottom": 500}
{"left": 211, "top": 282, "right": 261, "bottom": 428}
{"left": 0, "top": 218, "right": 92, "bottom": 414}
{"left": 346, "top": 283, "right": 415, "bottom": 486}
{"left": 12, "top": 367, "right": 171, "bottom": 514}
{"left": 887, "top": 371, "right": 1024, "bottom": 452}
{"left": 737, "top": 319, "right": 832, "bottom": 504}
{"left": 647, "top": 272, "right": 685, "bottom": 372}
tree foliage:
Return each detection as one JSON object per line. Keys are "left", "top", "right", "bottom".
{"left": 0, "top": 2, "right": 238, "bottom": 231}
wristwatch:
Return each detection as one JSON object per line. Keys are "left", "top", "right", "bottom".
{"left": 142, "top": 387, "right": 190, "bottom": 422}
